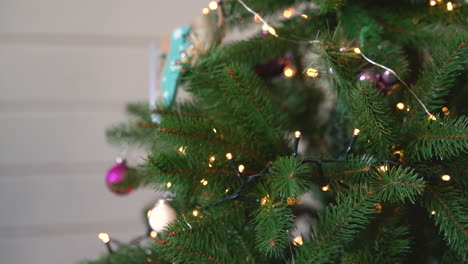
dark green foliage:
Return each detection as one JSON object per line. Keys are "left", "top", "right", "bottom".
{"left": 294, "top": 187, "right": 378, "bottom": 263}
{"left": 154, "top": 203, "right": 249, "bottom": 264}
{"left": 349, "top": 82, "right": 397, "bottom": 158}
{"left": 266, "top": 156, "right": 313, "bottom": 198}
{"left": 413, "top": 33, "right": 468, "bottom": 115}
{"left": 407, "top": 116, "right": 468, "bottom": 160}
{"left": 315, "top": 0, "right": 347, "bottom": 14}
{"left": 322, "top": 154, "right": 376, "bottom": 188}
{"left": 370, "top": 166, "right": 425, "bottom": 203}
{"left": 422, "top": 183, "right": 468, "bottom": 259}
{"left": 342, "top": 225, "right": 411, "bottom": 264}
{"left": 184, "top": 61, "right": 289, "bottom": 161}
{"left": 252, "top": 201, "right": 294, "bottom": 257}
{"left": 82, "top": 246, "right": 159, "bottom": 264}
{"left": 218, "top": 37, "right": 295, "bottom": 67}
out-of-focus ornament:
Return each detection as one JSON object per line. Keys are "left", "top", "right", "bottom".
{"left": 381, "top": 70, "right": 397, "bottom": 85}
{"left": 151, "top": 8, "right": 225, "bottom": 112}
{"left": 358, "top": 69, "right": 380, "bottom": 83}
{"left": 148, "top": 199, "right": 177, "bottom": 232}
{"left": 358, "top": 69, "right": 394, "bottom": 93}
{"left": 106, "top": 159, "right": 132, "bottom": 195}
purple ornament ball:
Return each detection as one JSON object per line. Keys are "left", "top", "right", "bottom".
{"left": 106, "top": 160, "right": 132, "bottom": 195}
{"left": 358, "top": 69, "right": 380, "bottom": 83}
{"left": 381, "top": 70, "right": 397, "bottom": 85}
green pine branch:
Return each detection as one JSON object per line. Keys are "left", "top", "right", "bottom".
{"left": 252, "top": 200, "right": 294, "bottom": 258}
{"left": 81, "top": 246, "right": 160, "bottom": 264}
{"left": 266, "top": 156, "right": 313, "bottom": 198}
{"left": 322, "top": 155, "right": 376, "bottom": 190}
{"left": 407, "top": 116, "right": 468, "bottom": 161}
{"left": 370, "top": 166, "right": 425, "bottom": 204}
{"left": 413, "top": 34, "right": 467, "bottom": 115}
{"left": 315, "top": 0, "right": 347, "bottom": 14}
{"left": 341, "top": 225, "right": 411, "bottom": 264}
{"left": 184, "top": 62, "right": 289, "bottom": 159}
{"left": 155, "top": 203, "right": 252, "bottom": 264}
{"left": 422, "top": 183, "right": 468, "bottom": 260}
{"left": 293, "top": 187, "right": 378, "bottom": 263}
{"left": 349, "top": 82, "right": 397, "bottom": 158}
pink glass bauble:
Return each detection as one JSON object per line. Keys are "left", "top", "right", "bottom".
{"left": 106, "top": 161, "right": 132, "bottom": 195}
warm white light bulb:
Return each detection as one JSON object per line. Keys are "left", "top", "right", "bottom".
{"left": 429, "top": 0, "right": 436, "bottom": 6}
{"left": 178, "top": 146, "right": 187, "bottom": 154}
{"left": 322, "top": 185, "right": 329, "bottom": 192}
{"left": 294, "top": 131, "right": 301, "bottom": 138}
{"left": 354, "top": 48, "right": 362, "bottom": 54}
{"left": 378, "top": 165, "right": 389, "bottom": 172}
{"left": 226, "top": 153, "right": 233, "bottom": 160}
{"left": 441, "top": 174, "right": 451, "bottom": 181}
{"left": 268, "top": 26, "right": 277, "bottom": 36}
{"left": 306, "top": 68, "right": 319, "bottom": 78}
{"left": 396, "top": 102, "right": 405, "bottom": 110}
{"left": 208, "top": 1, "right": 218, "bottom": 10}
{"left": 98, "top": 233, "right": 110, "bottom": 243}
{"left": 353, "top": 128, "right": 361, "bottom": 136}
{"left": 293, "top": 235, "right": 304, "bottom": 246}
{"left": 200, "top": 179, "right": 208, "bottom": 185}
{"left": 283, "top": 8, "right": 295, "bottom": 18}
{"left": 202, "top": 8, "right": 210, "bottom": 15}
{"left": 238, "top": 164, "right": 245, "bottom": 173}
{"left": 150, "top": 231, "right": 158, "bottom": 238}
{"left": 192, "top": 210, "right": 200, "bottom": 217}
{"left": 283, "top": 67, "right": 295, "bottom": 78}
{"left": 446, "top": 2, "right": 453, "bottom": 11}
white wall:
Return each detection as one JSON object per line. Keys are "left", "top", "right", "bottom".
{"left": 0, "top": 1, "right": 207, "bottom": 263}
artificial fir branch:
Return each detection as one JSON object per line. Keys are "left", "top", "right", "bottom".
{"left": 407, "top": 116, "right": 468, "bottom": 160}
{"left": 423, "top": 184, "right": 468, "bottom": 259}
{"left": 156, "top": 239, "right": 224, "bottom": 264}
{"left": 266, "top": 156, "right": 313, "bottom": 198}
{"left": 349, "top": 82, "right": 397, "bottom": 158}
{"left": 370, "top": 166, "right": 425, "bottom": 204}
{"left": 294, "top": 187, "right": 379, "bottom": 263}
{"left": 252, "top": 201, "right": 294, "bottom": 258}
{"left": 158, "top": 127, "right": 265, "bottom": 164}
{"left": 413, "top": 36, "right": 468, "bottom": 115}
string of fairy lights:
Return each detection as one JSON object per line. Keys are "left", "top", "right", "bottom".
{"left": 97, "top": 126, "right": 454, "bottom": 253}
{"left": 96, "top": 0, "right": 459, "bottom": 255}
{"left": 203, "top": 0, "right": 450, "bottom": 121}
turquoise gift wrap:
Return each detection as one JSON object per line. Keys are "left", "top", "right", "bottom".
{"left": 162, "top": 26, "right": 192, "bottom": 108}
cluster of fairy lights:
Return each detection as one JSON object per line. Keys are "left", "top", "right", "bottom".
{"left": 428, "top": 0, "right": 459, "bottom": 11}
{"left": 98, "top": 126, "right": 454, "bottom": 252}
{"left": 204, "top": 1, "right": 446, "bottom": 120}
{"left": 97, "top": 0, "right": 458, "bottom": 253}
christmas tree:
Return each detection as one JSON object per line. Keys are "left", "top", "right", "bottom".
{"left": 84, "top": 0, "right": 467, "bottom": 263}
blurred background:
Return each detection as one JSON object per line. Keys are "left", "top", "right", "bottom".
{"left": 0, "top": 1, "right": 207, "bottom": 263}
